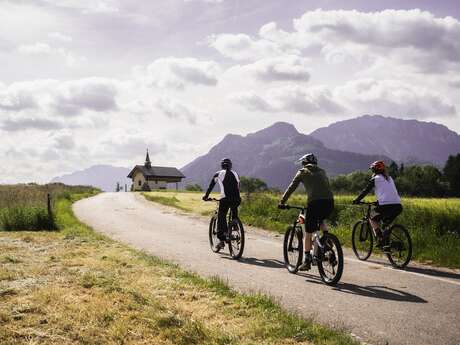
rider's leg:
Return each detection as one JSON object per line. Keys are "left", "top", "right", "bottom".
{"left": 304, "top": 231, "right": 312, "bottom": 252}
{"left": 217, "top": 199, "right": 230, "bottom": 241}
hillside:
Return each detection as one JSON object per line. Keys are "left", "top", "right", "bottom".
{"left": 181, "top": 122, "right": 389, "bottom": 189}
{"left": 52, "top": 165, "right": 131, "bottom": 192}
{"left": 310, "top": 115, "right": 460, "bottom": 165}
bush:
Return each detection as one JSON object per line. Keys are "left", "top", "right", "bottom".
{"left": 185, "top": 184, "right": 203, "bottom": 192}
{"left": 238, "top": 193, "right": 460, "bottom": 267}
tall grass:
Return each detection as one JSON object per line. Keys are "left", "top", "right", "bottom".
{"left": 0, "top": 183, "right": 99, "bottom": 231}
{"left": 239, "top": 194, "right": 460, "bottom": 268}
{"left": 144, "top": 191, "right": 460, "bottom": 268}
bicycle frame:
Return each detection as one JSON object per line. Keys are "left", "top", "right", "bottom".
{"left": 287, "top": 205, "right": 326, "bottom": 259}
{"left": 209, "top": 198, "right": 236, "bottom": 234}
{"left": 358, "top": 201, "right": 391, "bottom": 241}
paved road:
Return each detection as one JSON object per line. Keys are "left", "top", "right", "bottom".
{"left": 74, "top": 193, "right": 460, "bottom": 345}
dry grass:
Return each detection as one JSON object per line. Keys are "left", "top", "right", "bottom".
{"left": 0, "top": 195, "right": 357, "bottom": 345}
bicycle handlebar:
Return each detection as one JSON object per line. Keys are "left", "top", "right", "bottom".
{"left": 278, "top": 204, "right": 304, "bottom": 211}
{"left": 204, "top": 198, "right": 220, "bottom": 202}
{"left": 355, "top": 201, "right": 378, "bottom": 206}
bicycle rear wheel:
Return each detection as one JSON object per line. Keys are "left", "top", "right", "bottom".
{"left": 228, "top": 218, "right": 245, "bottom": 259}
{"left": 283, "top": 224, "right": 303, "bottom": 273}
{"left": 386, "top": 224, "right": 412, "bottom": 268}
{"left": 351, "top": 220, "right": 373, "bottom": 261}
{"left": 317, "top": 233, "right": 343, "bottom": 286}
{"left": 208, "top": 216, "right": 221, "bottom": 253}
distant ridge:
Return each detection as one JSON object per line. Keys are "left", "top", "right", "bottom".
{"left": 310, "top": 115, "right": 460, "bottom": 165}
{"left": 51, "top": 165, "right": 131, "bottom": 192}
{"left": 181, "top": 121, "right": 390, "bottom": 189}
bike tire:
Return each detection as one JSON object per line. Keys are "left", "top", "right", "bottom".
{"left": 351, "top": 220, "right": 373, "bottom": 261}
{"left": 386, "top": 224, "right": 412, "bottom": 268}
{"left": 228, "top": 218, "right": 245, "bottom": 260}
{"left": 208, "top": 216, "right": 221, "bottom": 253}
{"left": 283, "top": 224, "right": 303, "bottom": 273}
{"left": 317, "top": 233, "right": 343, "bottom": 286}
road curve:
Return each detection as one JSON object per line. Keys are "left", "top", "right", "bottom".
{"left": 73, "top": 193, "right": 460, "bottom": 345}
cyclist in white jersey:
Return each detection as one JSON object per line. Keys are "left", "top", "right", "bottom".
{"left": 353, "top": 161, "right": 403, "bottom": 250}
{"left": 203, "top": 158, "right": 241, "bottom": 249}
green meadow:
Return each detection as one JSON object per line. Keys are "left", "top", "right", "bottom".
{"left": 143, "top": 191, "right": 460, "bottom": 268}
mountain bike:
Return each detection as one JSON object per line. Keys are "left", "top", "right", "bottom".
{"left": 206, "top": 198, "right": 245, "bottom": 259}
{"left": 279, "top": 204, "right": 343, "bottom": 285}
{"left": 352, "top": 201, "right": 412, "bottom": 268}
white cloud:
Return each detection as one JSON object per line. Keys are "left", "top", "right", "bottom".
{"left": 155, "top": 96, "right": 207, "bottom": 125}
{"left": 294, "top": 9, "right": 460, "bottom": 73}
{"left": 48, "top": 32, "right": 72, "bottom": 42}
{"left": 17, "top": 42, "right": 84, "bottom": 67}
{"left": 336, "top": 78, "right": 457, "bottom": 118}
{"left": 41, "top": 0, "right": 119, "bottom": 14}
{"left": 228, "top": 91, "right": 273, "bottom": 112}
{"left": 210, "top": 9, "right": 460, "bottom": 74}
{"left": 0, "top": 118, "right": 64, "bottom": 132}
{"left": 0, "top": 82, "right": 38, "bottom": 111}
{"left": 231, "top": 79, "right": 456, "bottom": 119}
{"left": 139, "top": 57, "right": 221, "bottom": 89}
{"left": 230, "top": 85, "right": 344, "bottom": 115}
{"left": 52, "top": 78, "right": 119, "bottom": 116}
{"left": 208, "top": 33, "right": 283, "bottom": 61}
{"left": 226, "top": 55, "right": 311, "bottom": 82}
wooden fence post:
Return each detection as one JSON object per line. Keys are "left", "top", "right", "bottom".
{"left": 47, "top": 193, "right": 52, "bottom": 219}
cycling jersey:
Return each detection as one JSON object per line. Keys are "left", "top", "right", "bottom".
{"left": 204, "top": 169, "right": 241, "bottom": 201}
{"left": 356, "top": 174, "right": 401, "bottom": 205}
{"left": 281, "top": 164, "right": 333, "bottom": 204}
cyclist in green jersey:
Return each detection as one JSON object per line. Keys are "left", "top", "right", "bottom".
{"left": 279, "top": 153, "right": 334, "bottom": 270}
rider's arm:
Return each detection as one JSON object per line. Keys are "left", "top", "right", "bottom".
{"left": 354, "top": 178, "right": 375, "bottom": 203}
{"left": 280, "top": 170, "right": 302, "bottom": 204}
{"left": 204, "top": 173, "right": 219, "bottom": 199}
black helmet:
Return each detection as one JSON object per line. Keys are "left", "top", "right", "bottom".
{"left": 221, "top": 158, "right": 232, "bottom": 169}
{"left": 298, "top": 153, "right": 317, "bottom": 165}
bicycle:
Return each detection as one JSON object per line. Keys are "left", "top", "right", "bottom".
{"left": 206, "top": 198, "right": 245, "bottom": 259}
{"left": 279, "top": 204, "right": 343, "bottom": 285}
{"left": 352, "top": 201, "right": 412, "bottom": 268}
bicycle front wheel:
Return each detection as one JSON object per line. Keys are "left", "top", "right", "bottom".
{"left": 351, "top": 220, "right": 373, "bottom": 261}
{"left": 386, "top": 224, "right": 412, "bottom": 268}
{"left": 283, "top": 224, "right": 303, "bottom": 273}
{"left": 209, "top": 216, "right": 221, "bottom": 253}
{"left": 317, "top": 233, "right": 343, "bottom": 286}
{"left": 228, "top": 218, "right": 245, "bottom": 259}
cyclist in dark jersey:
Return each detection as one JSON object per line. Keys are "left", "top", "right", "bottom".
{"left": 203, "top": 158, "right": 241, "bottom": 250}
{"left": 279, "top": 153, "right": 334, "bottom": 270}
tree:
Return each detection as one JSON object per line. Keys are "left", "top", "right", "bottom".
{"left": 388, "top": 161, "right": 399, "bottom": 179}
{"left": 141, "top": 181, "right": 151, "bottom": 191}
{"left": 239, "top": 176, "right": 268, "bottom": 200}
{"left": 185, "top": 183, "right": 203, "bottom": 192}
{"left": 443, "top": 154, "right": 460, "bottom": 196}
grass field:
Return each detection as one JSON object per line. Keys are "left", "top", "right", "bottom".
{"left": 0, "top": 190, "right": 357, "bottom": 345}
{"left": 143, "top": 191, "right": 460, "bottom": 268}
{"left": 0, "top": 184, "right": 99, "bottom": 231}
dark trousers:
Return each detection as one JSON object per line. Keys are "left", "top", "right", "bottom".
{"left": 217, "top": 198, "right": 240, "bottom": 240}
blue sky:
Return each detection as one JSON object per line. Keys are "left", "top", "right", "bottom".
{"left": 1, "top": 0, "right": 459, "bottom": 182}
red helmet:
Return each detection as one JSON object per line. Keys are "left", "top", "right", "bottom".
{"left": 370, "top": 160, "right": 385, "bottom": 173}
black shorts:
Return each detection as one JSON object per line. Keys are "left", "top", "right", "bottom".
{"left": 371, "top": 204, "right": 403, "bottom": 224}
{"left": 305, "top": 199, "right": 334, "bottom": 233}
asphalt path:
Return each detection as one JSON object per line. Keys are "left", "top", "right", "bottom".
{"left": 73, "top": 193, "right": 460, "bottom": 345}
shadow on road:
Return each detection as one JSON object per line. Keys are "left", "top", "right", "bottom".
{"left": 225, "top": 256, "right": 285, "bottom": 269}
{"left": 297, "top": 272, "right": 427, "bottom": 303}
{"left": 333, "top": 283, "right": 428, "bottom": 303}
{"left": 365, "top": 258, "right": 460, "bottom": 281}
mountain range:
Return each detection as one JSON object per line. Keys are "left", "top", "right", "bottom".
{"left": 51, "top": 115, "right": 460, "bottom": 190}
{"left": 310, "top": 115, "right": 460, "bottom": 165}
{"left": 52, "top": 165, "right": 131, "bottom": 192}
{"left": 181, "top": 122, "right": 389, "bottom": 189}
